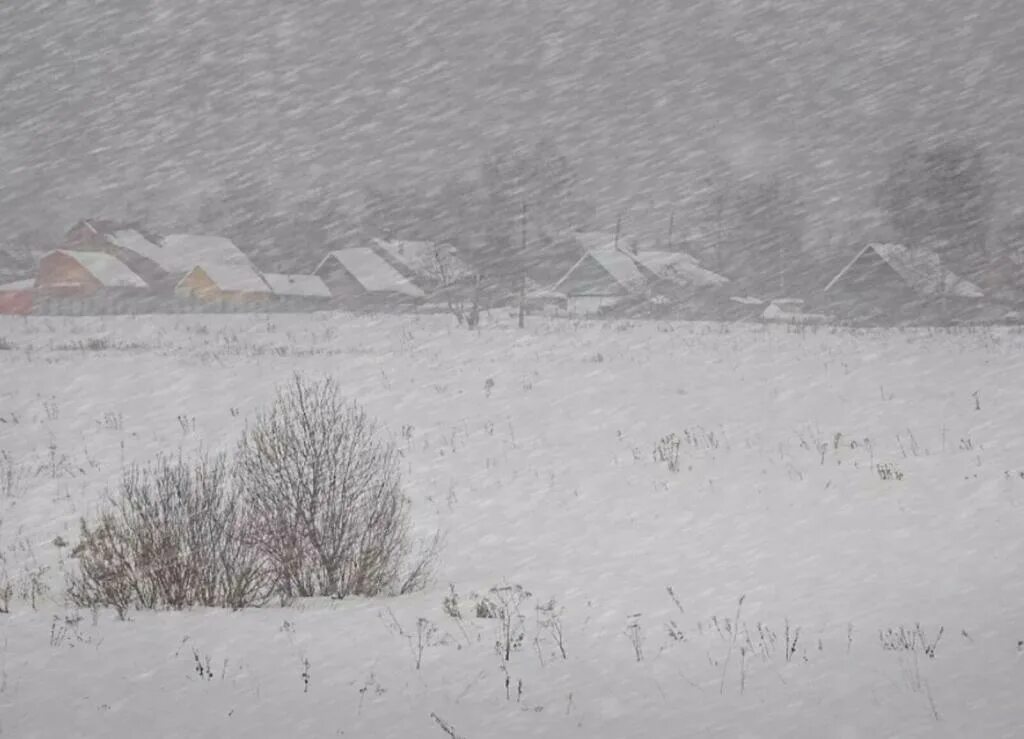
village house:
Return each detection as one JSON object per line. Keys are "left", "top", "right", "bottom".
{"left": 34, "top": 249, "right": 150, "bottom": 314}
{"left": 314, "top": 248, "right": 425, "bottom": 311}
{"left": 551, "top": 233, "right": 648, "bottom": 315}
{"left": 62, "top": 220, "right": 174, "bottom": 290}
{"left": 619, "top": 248, "right": 731, "bottom": 318}
{"left": 175, "top": 262, "right": 273, "bottom": 308}
{"left": 60, "top": 221, "right": 263, "bottom": 303}
{"left": 823, "top": 242, "right": 985, "bottom": 324}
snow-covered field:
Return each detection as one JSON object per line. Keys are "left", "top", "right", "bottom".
{"left": 1, "top": 311, "right": 1022, "bottom": 738}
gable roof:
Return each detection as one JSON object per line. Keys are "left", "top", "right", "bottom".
{"left": 316, "top": 249, "right": 425, "bottom": 297}
{"left": 180, "top": 263, "right": 272, "bottom": 294}
{"left": 825, "top": 243, "right": 984, "bottom": 299}
{"left": 142, "top": 234, "right": 253, "bottom": 273}
{"left": 47, "top": 250, "right": 147, "bottom": 288}
{"left": 371, "top": 238, "right": 474, "bottom": 283}
{"left": 590, "top": 248, "right": 647, "bottom": 290}
{"left": 106, "top": 229, "right": 175, "bottom": 269}
{"left": 262, "top": 273, "right": 332, "bottom": 298}
{"left": 626, "top": 250, "right": 729, "bottom": 288}
{"left": 553, "top": 245, "right": 647, "bottom": 296}
{"left": 68, "top": 219, "right": 164, "bottom": 250}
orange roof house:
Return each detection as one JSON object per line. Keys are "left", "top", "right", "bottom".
{"left": 175, "top": 262, "right": 273, "bottom": 305}
{"left": 36, "top": 250, "right": 148, "bottom": 295}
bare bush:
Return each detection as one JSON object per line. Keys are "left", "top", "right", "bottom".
{"left": 235, "top": 374, "right": 432, "bottom": 599}
{"left": 67, "top": 454, "right": 271, "bottom": 615}
{"left": 66, "top": 374, "right": 435, "bottom": 613}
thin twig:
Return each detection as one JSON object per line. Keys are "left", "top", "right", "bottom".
{"left": 430, "top": 712, "right": 467, "bottom": 739}
{"left": 719, "top": 594, "right": 746, "bottom": 695}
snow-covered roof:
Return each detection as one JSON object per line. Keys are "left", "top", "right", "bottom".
{"left": 49, "top": 250, "right": 147, "bottom": 288}
{"left": 181, "top": 263, "right": 272, "bottom": 294}
{"left": 372, "top": 238, "right": 474, "bottom": 282}
{"left": 124, "top": 233, "right": 252, "bottom": 274}
{"left": 553, "top": 245, "right": 647, "bottom": 296}
{"left": 627, "top": 250, "right": 729, "bottom": 288}
{"left": 825, "top": 243, "right": 984, "bottom": 299}
{"left": 317, "top": 249, "right": 425, "bottom": 297}
{"left": 262, "top": 273, "right": 332, "bottom": 298}
{"left": 0, "top": 279, "right": 34, "bottom": 291}
{"left": 589, "top": 248, "right": 647, "bottom": 291}
{"left": 106, "top": 229, "right": 172, "bottom": 268}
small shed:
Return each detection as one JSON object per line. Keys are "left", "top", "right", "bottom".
{"left": 314, "top": 248, "right": 425, "bottom": 311}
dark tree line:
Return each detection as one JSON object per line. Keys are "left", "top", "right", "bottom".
{"left": 876, "top": 140, "right": 996, "bottom": 276}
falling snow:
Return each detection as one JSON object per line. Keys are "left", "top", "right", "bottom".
{"left": 2, "top": 2, "right": 1024, "bottom": 737}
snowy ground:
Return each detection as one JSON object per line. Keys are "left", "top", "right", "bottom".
{"left": 0, "top": 311, "right": 1022, "bottom": 738}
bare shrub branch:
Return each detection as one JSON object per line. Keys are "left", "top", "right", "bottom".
{"left": 67, "top": 454, "right": 271, "bottom": 615}
{"left": 235, "top": 374, "right": 434, "bottom": 599}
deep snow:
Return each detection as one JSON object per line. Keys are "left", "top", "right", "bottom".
{"left": 1, "top": 312, "right": 1022, "bottom": 737}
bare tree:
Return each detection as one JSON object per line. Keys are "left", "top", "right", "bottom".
{"left": 426, "top": 243, "right": 481, "bottom": 328}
